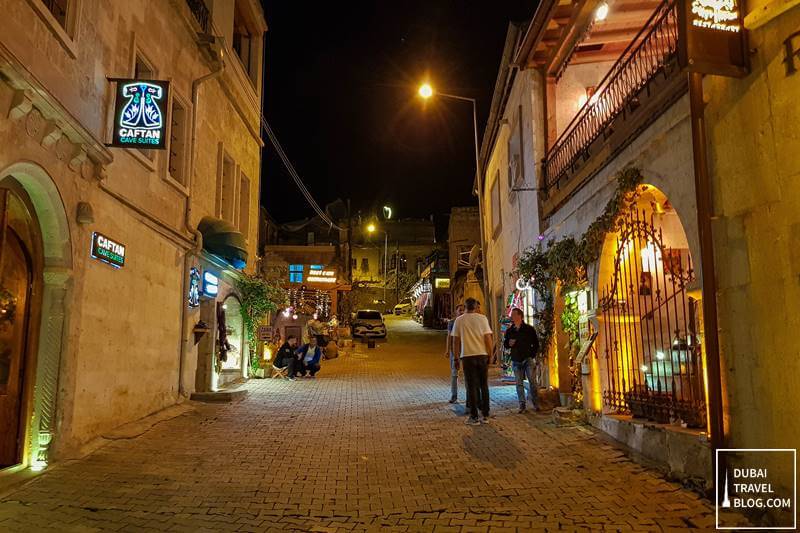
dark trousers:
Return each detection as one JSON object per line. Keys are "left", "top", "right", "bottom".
{"left": 462, "top": 355, "right": 489, "bottom": 418}
{"left": 299, "top": 361, "right": 320, "bottom": 376}
{"left": 278, "top": 358, "right": 298, "bottom": 377}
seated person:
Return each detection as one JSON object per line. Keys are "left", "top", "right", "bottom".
{"left": 274, "top": 335, "right": 299, "bottom": 380}
{"left": 295, "top": 336, "right": 323, "bottom": 378}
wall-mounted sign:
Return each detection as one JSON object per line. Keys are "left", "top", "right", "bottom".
{"left": 678, "top": 0, "right": 748, "bottom": 77}
{"left": 307, "top": 268, "right": 337, "bottom": 284}
{"left": 109, "top": 79, "right": 170, "bottom": 149}
{"left": 203, "top": 271, "right": 219, "bottom": 297}
{"left": 784, "top": 30, "right": 800, "bottom": 76}
{"left": 434, "top": 277, "right": 451, "bottom": 289}
{"left": 257, "top": 325, "right": 271, "bottom": 341}
{"left": 90, "top": 232, "right": 126, "bottom": 268}
{"left": 188, "top": 267, "right": 201, "bottom": 308}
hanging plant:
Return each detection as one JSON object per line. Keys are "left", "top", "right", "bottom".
{"left": 515, "top": 167, "right": 643, "bottom": 360}
{"left": 235, "top": 273, "right": 285, "bottom": 374}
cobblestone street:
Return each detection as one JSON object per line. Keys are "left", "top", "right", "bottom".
{"left": 0, "top": 317, "right": 721, "bottom": 532}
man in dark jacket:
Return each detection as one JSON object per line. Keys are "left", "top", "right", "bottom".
{"left": 503, "top": 308, "right": 540, "bottom": 413}
{"left": 274, "top": 335, "right": 299, "bottom": 380}
{"left": 295, "top": 336, "right": 323, "bottom": 378}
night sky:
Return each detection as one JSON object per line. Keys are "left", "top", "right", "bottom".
{"left": 260, "top": 2, "right": 534, "bottom": 224}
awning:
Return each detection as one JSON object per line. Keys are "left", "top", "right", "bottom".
{"left": 198, "top": 217, "right": 248, "bottom": 269}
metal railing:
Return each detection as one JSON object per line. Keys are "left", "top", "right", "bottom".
{"left": 544, "top": 0, "right": 679, "bottom": 191}
{"left": 186, "top": 0, "right": 211, "bottom": 34}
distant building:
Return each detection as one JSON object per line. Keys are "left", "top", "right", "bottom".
{"left": 447, "top": 206, "right": 483, "bottom": 308}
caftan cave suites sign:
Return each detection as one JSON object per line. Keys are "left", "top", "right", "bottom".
{"left": 109, "top": 78, "right": 170, "bottom": 149}
{"left": 91, "top": 232, "right": 126, "bottom": 268}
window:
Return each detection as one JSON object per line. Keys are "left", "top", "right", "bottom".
{"left": 351, "top": 258, "right": 357, "bottom": 270}
{"left": 238, "top": 174, "right": 250, "bottom": 238}
{"left": 491, "top": 171, "right": 501, "bottom": 237}
{"left": 360, "top": 258, "right": 369, "bottom": 273}
{"left": 168, "top": 99, "right": 187, "bottom": 185}
{"left": 219, "top": 154, "right": 236, "bottom": 223}
{"left": 356, "top": 311, "right": 382, "bottom": 320}
{"left": 507, "top": 106, "right": 524, "bottom": 191}
{"left": 134, "top": 54, "right": 156, "bottom": 161}
{"left": 41, "top": 0, "right": 68, "bottom": 28}
{"left": 289, "top": 264, "right": 303, "bottom": 283}
{"left": 233, "top": 0, "right": 258, "bottom": 82}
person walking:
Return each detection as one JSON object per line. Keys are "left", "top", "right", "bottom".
{"left": 451, "top": 298, "right": 493, "bottom": 425}
{"left": 504, "top": 307, "right": 540, "bottom": 413}
{"left": 445, "top": 304, "right": 465, "bottom": 403}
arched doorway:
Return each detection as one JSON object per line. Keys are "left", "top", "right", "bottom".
{"left": 0, "top": 162, "right": 71, "bottom": 470}
{"left": 597, "top": 185, "right": 706, "bottom": 428}
{"left": 0, "top": 186, "right": 42, "bottom": 468}
{"left": 218, "top": 295, "right": 246, "bottom": 386}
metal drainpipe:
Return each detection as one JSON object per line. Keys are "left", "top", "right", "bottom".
{"left": 177, "top": 57, "right": 225, "bottom": 397}
{"left": 688, "top": 72, "right": 725, "bottom": 459}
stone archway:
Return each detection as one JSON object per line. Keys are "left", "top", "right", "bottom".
{"left": 0, "top": 161, "right": 72, "bottom": 469}
{"left": 595, "top": 184, "right": 706, "bottom": 428}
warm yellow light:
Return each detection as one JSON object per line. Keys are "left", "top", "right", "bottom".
{"left": 418, "top": 83, "right": 433, "bottom": 99}
{"left": 263, "top": 346, "right": 272, "bottom": 361}
{"left": 595, "top": 2, "right": 609, "bottom": 21}
{"left": 367, "top": 223, "right": 376, "bottom": 233}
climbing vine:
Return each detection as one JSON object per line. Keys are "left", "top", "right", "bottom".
{"left": 516, "top": 167, "right": 643, "bottom": 358}
{"left": 236, "top": 273, "right": 285, "bottom": 373}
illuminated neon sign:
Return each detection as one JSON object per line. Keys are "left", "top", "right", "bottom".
{"left": 690, "top": 0, "right": 740, "bottom": 32}
{"left": 203, "top": 271, "right": 219, "bottom": 297}
{"left": 307, "top": 268, "right": 337, "bottom": 283}
{"left": 90, "top": 232, "right": 126, "bottom": 268}
{"left": 110, "top": 79, "right": 170, "bottom": 149}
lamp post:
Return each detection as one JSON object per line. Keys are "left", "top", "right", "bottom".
{"left": 367, "top": 223, "right": 388, "bottom": 306}
{"left": 418, "top": 83, "right": 490, "bottom": 321}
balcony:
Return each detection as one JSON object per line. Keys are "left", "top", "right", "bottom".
{"left": 186, "top": 0, "right": 211, "bottom": 34}
{"left": 541, "top": 0, "right": 686, "bottom": 217}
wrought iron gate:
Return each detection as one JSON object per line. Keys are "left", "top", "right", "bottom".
{"left": 599, "top": 208, "right": 706, "bottom": 427}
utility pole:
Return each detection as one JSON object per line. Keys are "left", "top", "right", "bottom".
{"left": 395, "top": 240, "right": 400, "bottom": 305}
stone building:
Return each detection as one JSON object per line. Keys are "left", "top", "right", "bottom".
{"left": 447, "top": 206, "right": 483, "bottom": 309}
{"left": 702, "top": 2, "right": 800, "bottom": 520}
{"left": 0, "top": 0, "right": 266, "bottom": 473}
{"left": 481, "top": 0, "right": 717, "bottom": 484}
{"left": 478, "top": 21, "right": 545, "bottom": 348}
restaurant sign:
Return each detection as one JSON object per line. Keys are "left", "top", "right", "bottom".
{"left": 109, "top": 78, "right": 170, "bottom": 149}
{"left": 307, "top": 268, "right": 337, "bottom": 284}
{"left": 678, "top": 0, "right": 748, "bottom": 77}
{"left": 91, "top": 232, "right": 126, "bottom": 268}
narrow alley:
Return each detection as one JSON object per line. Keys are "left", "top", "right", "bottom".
{"left": 0, "top": 317, "right": 721, "bottom": 532}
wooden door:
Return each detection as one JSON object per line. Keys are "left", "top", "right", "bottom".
{"left": 0, "top": 224, "right": 32, "bottom": 467}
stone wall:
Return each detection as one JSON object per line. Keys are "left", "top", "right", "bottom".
{"left": 703, "top": 4, "right": 800, "bottom": 499}
{"left": 0, "top": 0, "right": 265, "bottom": 460}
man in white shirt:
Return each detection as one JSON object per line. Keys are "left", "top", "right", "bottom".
{"left": 451, "top": 297, "right": 494, "bottom": 424}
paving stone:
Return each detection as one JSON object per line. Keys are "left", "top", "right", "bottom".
{"left": 0, "top": 318, "right": 746, "bottom": 531}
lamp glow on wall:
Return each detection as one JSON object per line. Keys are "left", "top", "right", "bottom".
{"left": 595, "top": 1, "right": 609, "bottom": 21}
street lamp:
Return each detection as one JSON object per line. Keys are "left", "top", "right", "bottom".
{"left": 367, "top": 223, "right": 389, "bottom": 306}
{"left": 416, "top": 82, "right": 490, "bottom": 322}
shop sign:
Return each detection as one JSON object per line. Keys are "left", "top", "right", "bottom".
{"left": 188, "top": 267, "right": 201, "bottom": 308}
{"left": 203, "top": 271, "right": 219, "bottom": 297}
{"left": 90, "top": 232, "right": 126, "bottom": 268}
{"left": 434, "top": 277, "right": 451, "bottom": 289}
{"left": 678, "top": 0, "right": 748, "bottom": 77}
{"left": 307, "top": 268, "right": 337, "bottom": 283}
{"left": 257, "top": 325, "right": 271, "bottom": 341}
{"left": 109, "top": 78, "right": 170, "bottom": 149}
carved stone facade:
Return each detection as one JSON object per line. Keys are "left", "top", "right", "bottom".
{"left": 0, "top": 0, "right": 266, "bottom": 470}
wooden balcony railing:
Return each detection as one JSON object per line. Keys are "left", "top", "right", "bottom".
{"left": 543, "top": 0, "right": 680, "bottom": 196}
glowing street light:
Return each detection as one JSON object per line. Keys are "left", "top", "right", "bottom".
{"left": 595, "top": 2, "right": 609, "bottom": 21}
{"left": 418, "top": 83, "right": 433, "bottom": 99}
{"left": 383, "top": 205, "right": 393, "bottom": 219}
{"left": 366, "top": 222, "right": 388, "bottom": 304}
{"left": 367, "top": 223, "right": 376, "bottom": 233}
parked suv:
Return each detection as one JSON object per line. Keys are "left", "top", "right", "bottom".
{"left": 352, "top": 310, "right": 387, "bottom": 338}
